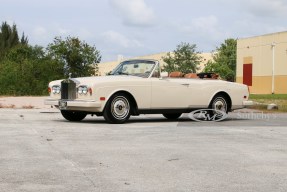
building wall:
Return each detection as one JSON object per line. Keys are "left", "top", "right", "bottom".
{"left": 236, "top": 31, "right": 287, "bottom": 94}
{"left": 97, "top": 52, "right": 213, "bottom": 76}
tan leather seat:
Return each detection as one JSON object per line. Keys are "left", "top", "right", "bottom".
{"left": 204, "top": 74, "right": 219, "bottom": 80}
{"left": 184, "top": 73, "right": 198, "bottom": 78}
{"left": 211, "top": 73, "right": 219, "bottom": 79}
{"left": 169, "top": 71, "right": 183, "bottom": 78}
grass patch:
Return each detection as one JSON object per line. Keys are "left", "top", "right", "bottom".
{"left": 248, "top": 94, "right": 287, "bottom": 112}
{"left": 249, "top": 94, "right": 287, "bottom": 100}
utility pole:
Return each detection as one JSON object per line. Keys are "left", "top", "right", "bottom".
{"left": 271, "top": 42, "right": 275, "bottom": 94}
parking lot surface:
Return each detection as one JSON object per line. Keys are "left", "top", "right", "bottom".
{"left": 0, "top": 109, "right": 287, "bottom": 192}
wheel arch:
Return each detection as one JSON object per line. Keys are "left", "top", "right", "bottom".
{"left": 209, "top": 91, "right": 232, "bottom": 111}
{"left": 104, "top": 90, "right": 139, "bottom": 115}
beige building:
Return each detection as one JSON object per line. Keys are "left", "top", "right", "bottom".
{"left": 236, "top": 31, "right": 287, "bottom": 94}
{"left": 97, "top": 52, "right": 212, "bottom": 76}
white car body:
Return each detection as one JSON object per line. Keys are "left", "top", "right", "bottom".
{"left": 45, "top": 59, "right": 251, "bottom": 123}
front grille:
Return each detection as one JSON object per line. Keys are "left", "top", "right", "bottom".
{"left": 61, "top": 80, "right": 76, "bottom": 100}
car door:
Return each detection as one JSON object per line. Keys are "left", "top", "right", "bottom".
{"left": 151, "top": 78, "right": 191, "bottom": 109}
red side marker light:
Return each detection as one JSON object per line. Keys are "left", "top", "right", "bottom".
{"left": 88, "top": 88, "right": 92, "bottom": 95}
{"left": 48, "top": 87, "right": 51, "bottom": 93}
{"left": 100, "top": 97, "right": 105, "bottom": 101}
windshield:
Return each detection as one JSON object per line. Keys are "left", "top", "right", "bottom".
{"left": 110, "top": 60, "right": 156, "bottom": 78}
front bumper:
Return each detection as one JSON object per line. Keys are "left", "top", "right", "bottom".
{"left": 44, "top": 99, "right": 102, "bottom": 108}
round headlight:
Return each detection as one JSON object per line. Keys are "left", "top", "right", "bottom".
{"left": 52, "top": 86, "right": 61, "bottom": 94}
{"left": 78, "top": 87, "right": 83, "bottom": 94}
{"left": 82, "top": 87, "right": 88, "bottom": 95}
{"left": 78, "top": 86, "right": 88, "bottom": 95}
{"left": 55, "top": 86, "right": 60, "bottom": 94}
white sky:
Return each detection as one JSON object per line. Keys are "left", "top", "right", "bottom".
{"left": 1, "top": 0, "right": 287, "bottom": 61}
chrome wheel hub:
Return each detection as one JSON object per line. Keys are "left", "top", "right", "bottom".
{"left": 111, "top": 96, "right": 130, "bottom": 120}
{"left": 213, "top": 97, "right": 227, "bottom": 113}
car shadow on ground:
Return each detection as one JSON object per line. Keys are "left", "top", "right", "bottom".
{"left": 54, "top": 116, "right": 257, "bottom": 125}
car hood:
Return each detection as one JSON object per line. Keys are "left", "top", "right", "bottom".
{"left": 49, "top": 75, "right": 143, "bottom": 86}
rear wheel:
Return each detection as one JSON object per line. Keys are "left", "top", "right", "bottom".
{"left": 162, "top": 113, "right": 182, "bottom": 120}
{"left": 209, "top": 94, "right": 229, "bottom": 114}
{"left": 103, "top": 93, "right": 131, "bottom": 124}
{"left": 61, "top": 110, "right": 87, "bottom": 121}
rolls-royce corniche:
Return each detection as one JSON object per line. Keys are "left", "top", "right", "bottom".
{"left": 44, "top": 59, "right": 252, "bottom": 123}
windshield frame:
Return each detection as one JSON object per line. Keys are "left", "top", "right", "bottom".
{"left": 110, "top": 59, "right": 158, "bottom": 78}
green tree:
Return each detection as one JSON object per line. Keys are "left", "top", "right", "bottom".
{"left": 20, "top": 32, "right": 28, "bottom": 45}
{"left": 162, "top": 42, "right": 202, "bottom": 74}
{"left": 0, "top": 45, "right": 64, "bottom": 95}
{"left": 47, "top": 36, "right": 101, "bottom": 77}
{"left": 0, "top": 22, "right": 28, "bottom": 60}
{"left": 203, "top": 38, "right": 237, "bottom": 81}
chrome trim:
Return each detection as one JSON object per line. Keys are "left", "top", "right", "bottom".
{"left": 44, "top": 99, "right": 102, "bottom": 108}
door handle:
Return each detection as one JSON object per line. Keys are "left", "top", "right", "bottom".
{"left": 181, "top": 83, "right": 189, "bottom": 86}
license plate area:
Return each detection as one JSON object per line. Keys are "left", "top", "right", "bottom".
{"left": 59, "top": 100, "right": 67, "bottom": 110}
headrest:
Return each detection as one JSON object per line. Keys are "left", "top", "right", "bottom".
{"left": 169, "top": 71, "right": 183, "bottom": 78}
{"left": 184, "top": 73, "right": 198, "bottom": 78}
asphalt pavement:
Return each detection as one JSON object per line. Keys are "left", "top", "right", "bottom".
{"left": 0, "top": 109, "right": 287, "bottom": 192}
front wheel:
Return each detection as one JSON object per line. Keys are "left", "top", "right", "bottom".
{"left": 103, "top": 93, "right": 131, "bottom": 124}
{"left": 162, "top": 113, "right": 182, "bottom": 120}
{"left": 61, "top": 110, "right": 87, "bottom": 121}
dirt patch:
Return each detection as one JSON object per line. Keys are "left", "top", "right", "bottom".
{"left": 0, "top": 97, "right": 51, "bottom": 109}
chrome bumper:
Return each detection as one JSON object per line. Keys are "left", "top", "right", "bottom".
{"left": 44, "top": 99, "right": 102, "bottom": 108}
{"left": 243, "top": 100, "right": 254, "bottom": 106}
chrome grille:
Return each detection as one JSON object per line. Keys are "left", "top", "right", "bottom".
{"left": 61, "top": 80, "right": 76, "bottom": 100}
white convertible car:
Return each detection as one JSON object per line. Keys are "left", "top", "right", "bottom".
{"left": 45, "top": 59, "right": 251, "bottom": 123}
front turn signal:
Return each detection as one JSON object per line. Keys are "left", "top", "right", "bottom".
{"left": 88, "top": 88, "right": 92, "bottom": 95}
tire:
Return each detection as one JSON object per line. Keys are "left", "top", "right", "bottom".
{"left": 162, "top": 113, "right": 182, "bottom": 120}
{"left": 209, "top": 94, "right": 229, "bottom": 115}
{"left": 103, "top": 93, "right": 131, "bottom": 124}
{"left": 61, "top": 110, "right": 87, "bottom": 121}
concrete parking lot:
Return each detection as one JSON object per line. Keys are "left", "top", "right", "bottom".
{"left": 0, "top": 108, "right": 287, "bottom": 192}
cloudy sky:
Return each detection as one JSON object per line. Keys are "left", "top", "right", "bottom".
{"left": 1, "top": 0, "right": 287, "bottom": 61}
